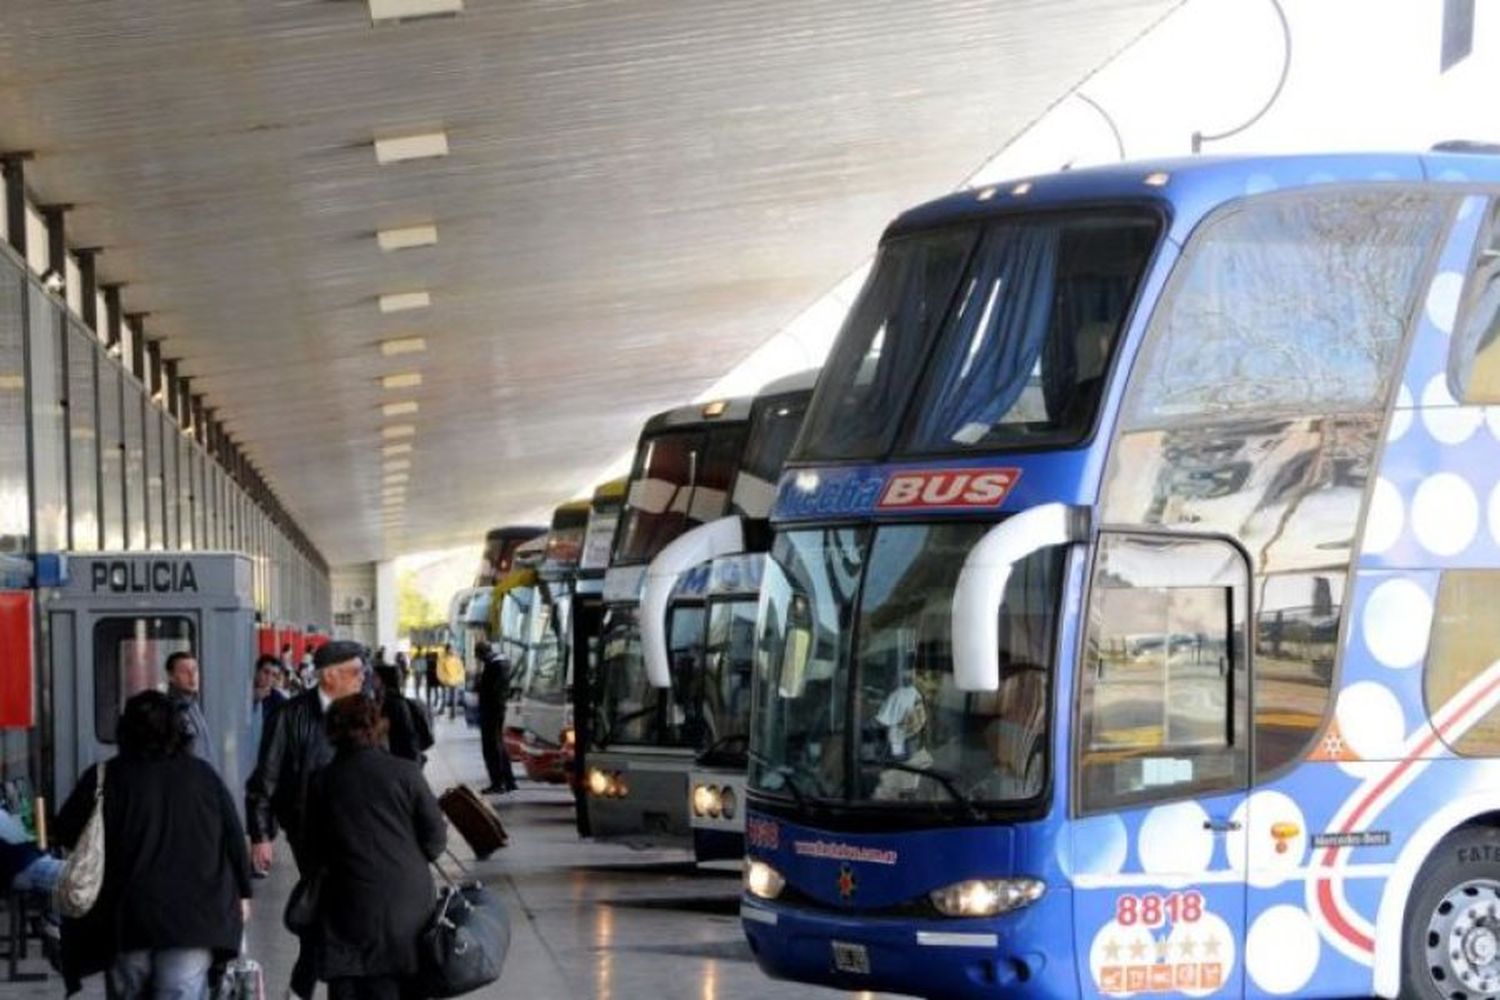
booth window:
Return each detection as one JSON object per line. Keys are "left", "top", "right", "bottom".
{"left": 94, "top": 616, "right": 196, "bottom": 743}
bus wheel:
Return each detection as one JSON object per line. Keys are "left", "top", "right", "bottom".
{"left": 1405, "top": 828, "right": 1500, "bottom": 999}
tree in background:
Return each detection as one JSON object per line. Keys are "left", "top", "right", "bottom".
{"left": 397, "top": 570, "right": 444, "bottom": 640}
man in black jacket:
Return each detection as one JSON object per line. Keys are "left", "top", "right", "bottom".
{"left": 245, "top": 640, "right": 366, "bottom": 998}
{"left": 475, "top": 641, "right": 517, "bottom": 794}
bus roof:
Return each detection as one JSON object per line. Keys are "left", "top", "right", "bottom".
{"left": 757, "top": 368, "right": 819, "bottom": 398}
{"left": 591, "top": 476, "right": 627, "bottom": 507}
{"left": 549, "top": 498, "right": 591, "bottom": 531}
{"left": 888, "top": 151, "right": 1500, "bottom": 246}
{"left": 639, "top": 395, "right": 754, "bottom": 436}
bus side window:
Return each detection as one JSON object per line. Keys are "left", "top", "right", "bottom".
{"left": 1451, "top": 202, "right": 1500, "bottom": 403}
{"left": 1425, "top": 571, "right": 1500, "bottom": 756}
{"left": 1077, "top": 533, "right": 1250, "bottom": 814}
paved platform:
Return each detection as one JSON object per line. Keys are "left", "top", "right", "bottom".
{"left": 9, "top": 715, "right": 890, "bottom": 999}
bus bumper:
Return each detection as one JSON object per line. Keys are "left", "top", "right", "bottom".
{"left": 692, "top": 827, "right": 744, "bottom": 863}
{"left": 739, "top": 893, "right": 1074, "bottom": 999}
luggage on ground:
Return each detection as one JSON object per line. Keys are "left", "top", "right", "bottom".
{"left": 418, "top": 879, "right": 510, "bottom": 998}
{"left": 438, "top": 785, "right": 507, "bottom": 859}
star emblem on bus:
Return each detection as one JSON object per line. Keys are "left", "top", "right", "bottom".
{"left": 837, "top": 863, "right": 858, "bottom": 899}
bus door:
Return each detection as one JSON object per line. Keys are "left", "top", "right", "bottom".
{"left": 1071, "top": 531, "right": 1252, "bottom": 998}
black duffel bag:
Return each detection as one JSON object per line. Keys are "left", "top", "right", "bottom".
{"left": 417, "top": 879, "right": 511, "bottom": 997}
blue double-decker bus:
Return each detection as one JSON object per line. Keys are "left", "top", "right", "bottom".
{"left": 741, "top": 151, "right": 1500, "bottom": 998}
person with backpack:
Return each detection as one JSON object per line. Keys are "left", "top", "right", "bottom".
{"left": 374, "top": 665, "right": 432, "bottom": 763}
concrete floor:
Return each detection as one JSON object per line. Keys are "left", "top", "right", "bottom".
{"left": 9, "top": 714, "right": 891, "bottom": 999}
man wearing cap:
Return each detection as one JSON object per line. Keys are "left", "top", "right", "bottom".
{"left": 245, "top": 639, "right": 367, "bottom": 999}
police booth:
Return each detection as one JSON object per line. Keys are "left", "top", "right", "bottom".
{"left": 42, "top": 552, "right": 256, "bottom": 806}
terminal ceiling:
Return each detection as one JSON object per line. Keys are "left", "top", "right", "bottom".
{"left": 0, "top": 0, "right": 1177, "bottom": 564}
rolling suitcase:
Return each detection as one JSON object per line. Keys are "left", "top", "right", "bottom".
{"left": 439, "top": 785, "right": 508, "bottom": 859}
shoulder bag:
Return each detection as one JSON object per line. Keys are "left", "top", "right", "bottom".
{"left": 55, "top": 762, "right": 106, "bottom": 918}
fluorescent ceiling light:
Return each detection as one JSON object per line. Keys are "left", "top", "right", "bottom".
{"left": 376, "top": 225, "right": 438, "bottom": 251}
{"left": 382, "top": 424, "right": 416, "bottom": 439}
{"left": 382, "top": 401, "right": 419, "bottom": 417}
{"left": 379, "top": 335, "right": 427, "bottom": 355}
{"left": 378, "top": 293, "right": 431, "bottom": 315}
{"left": 369, "top": 0, "right": 463, "bottom": 24}
{"left": 381, "top": 372, "right": 423, "bottom": 390}
{"left": 383, "top": 459, "right": 411, "bottom": 473}
{"left": 382, "top": 443, "right": 413, "bottom": 457}
{"left": 374, "top": 130, "right": 449, "bottom": 165}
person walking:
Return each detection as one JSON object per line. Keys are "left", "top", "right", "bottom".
{"left": 475, "top": 641, "right": 517, "bottom": 794}
{"left": 55, "top": 691, "right": 252, "bottom": 999}
{"left": 394, "top": 651, "right": 410, "bottom": 695}
{"left": 165, "top": 651, "right": 216, "bottom": 771}
{"left": 245, "top": 640, "right": 367, "bottom": 998}
{"left": 250, "top": 654, "right": 288, "bottom": 760}
{"left": 436, "top": 644, "right": 465, "bottom": 721}
{"left": 304, "top": 696, "right": 447, "bottom": 1000}
{"left": 373, "top": 664, "right": 429, "bottom": 763}
{"left": 423, "top": 648, "right": 441, "bottom": 712}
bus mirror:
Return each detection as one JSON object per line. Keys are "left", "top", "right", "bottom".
{"left": 780, "top": 607, "right": 813, "bottom": 699}
{"left": 641, "top": 516, "right": 746, "bottom": 688}
{"left": 952, "top": 503, "right": 1089, "bottom": 692}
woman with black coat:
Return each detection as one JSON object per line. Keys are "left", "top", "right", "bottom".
{"left": 306, "top": 695, "right": 447, "bottom": 1000}
{"left": 55, "top": 690, "right": 252, "bottom": 998}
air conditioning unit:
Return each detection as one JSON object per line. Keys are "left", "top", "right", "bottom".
{"left": 345, "top": 595, "right": 371, "bottom": 613}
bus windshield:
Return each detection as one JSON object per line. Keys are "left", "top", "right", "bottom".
{"left": 612, "top": 425, "right": 749, "bottom": 566}
{"left": 698, "top": 597, "right": 759, "bottom": 763}
{"left": 592, "top": 604, "right": 705, "bottom": 749}
{"left": 749, "top": 523, "right": 1064, "bottom": 811}
{"left": 795, "top": 210, "right": 1159, "bottom": 461}
{"left": 524, "top": 591, "right": 571, "bottom": 706}
{"left": 495, "top": 586, "right": 535, "bottom": 666}
{"left": 732, "top": 390, "right": 813, "bottom": 518}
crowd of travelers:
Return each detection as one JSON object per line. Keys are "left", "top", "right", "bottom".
{"left": 0, "top": 636, "right": 506, "bottom": 1000}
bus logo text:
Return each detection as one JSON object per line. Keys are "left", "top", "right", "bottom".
{"left": 876, "top": 469, "right": 1020, "bottom": 510}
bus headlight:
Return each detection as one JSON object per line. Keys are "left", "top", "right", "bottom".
{"left": 562, "top": 726, "right": 575, "bottom": 748}
{"left": 692, "top": 783, "right": 722, "bottom": 817}
{"left": 587, "top": 768, "right": 611, "bottom": 797}
{"left": 744, "top": 859, "right": 785, "bottom": 900}
{"left": 719, "top": 787, "right": 737, "bottom": 820}
{"left": 929, "top": 878, "right": 1044, "bottom": 917}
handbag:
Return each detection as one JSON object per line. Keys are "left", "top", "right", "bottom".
{"left": 215, "top": 935, "right": 265, "bottom": 1000}
{"left": 283, "top": 869, "right": 325, "bottom": 937}
{"left": 417, "top": 871, "right": 510, "bottom": 998}
{"left": 55, "top": 762, "right": 106, "bottom": 918}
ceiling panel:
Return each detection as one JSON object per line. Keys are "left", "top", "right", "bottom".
{"left": 0, "top": 0, "right": 1177, "bottom": 563}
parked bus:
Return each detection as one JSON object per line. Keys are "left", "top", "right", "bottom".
{"left": 475, "top": 524, "right": 547, "bottom": 587}
{"left": 740, "top": 151, "right": 1500, "bottom": 1000}
{"left": 492, "top": 533, "right": 548, "bottom": 748}
{"left": 636, "top": 371, "right": 816, "bottom": 862}
{"left": 585, "top": 396, "right": 755, "bottom": 846}
{"left": 572, "top": 478, "right": 628, "bottom": 834}
{"left": 513, "top": 499, "right": 590, "bottom": 783}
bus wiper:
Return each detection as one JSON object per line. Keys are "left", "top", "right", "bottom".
{"left": 857, "top": 758, "right": 983, "bottom": 822}
{"left": 766, "top": 765, "right": 809, "bottom": 810}
{"left": 596, "top": 706, "right": 657, "bottom": 749}
{"left": 700, "top": 733, "right": 749, "bottom": 758}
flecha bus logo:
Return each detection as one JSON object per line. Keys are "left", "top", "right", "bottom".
{"left": 876, "top": 468, "right": 1021, "bottom": 510}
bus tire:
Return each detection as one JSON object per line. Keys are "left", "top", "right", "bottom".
{"left": 1403, "top": 826, "right": 1500, "bottom": 999}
